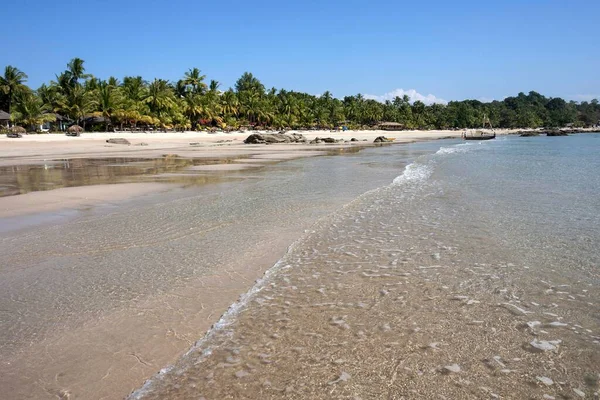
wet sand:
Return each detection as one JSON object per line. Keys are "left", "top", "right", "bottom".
{"left": 0, "top": 136, "right": 440, "bottom": 400}
{"left": 0, "top": 183, "right": 174, "bottom": 218}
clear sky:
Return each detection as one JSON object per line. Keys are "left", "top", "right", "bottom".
{"left": 2, "top": 0, "right": 599, "bottom": 103}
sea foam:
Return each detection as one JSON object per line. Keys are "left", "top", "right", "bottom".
{"left": 392, "top": 163, "right": 432, "bottom": 185}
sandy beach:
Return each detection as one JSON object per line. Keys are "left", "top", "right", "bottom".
{"left": 2, "top": 130, "right": 598, "bottom": 400}
{"left": 0, "top": 129, "right": 461, "bottom": 400}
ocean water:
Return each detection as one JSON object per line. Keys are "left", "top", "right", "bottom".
{"left": 132, "top": 133, "right": 600, "bottom": 399}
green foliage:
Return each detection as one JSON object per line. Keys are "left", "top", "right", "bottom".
{"left": 1, "top": 60, "right": 599, "bottom": 132}
{"left": 11, "top": 91, "right": 55, "bottom": 130}
{"left": 0, "top": 65, "right": 29, "bottom": 114}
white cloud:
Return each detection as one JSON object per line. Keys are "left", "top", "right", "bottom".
{"left": 364, "top": 88, "right": 447, "bottom": 105}
{"left": 568, "top": 94, "right": 600, "bottom": 102}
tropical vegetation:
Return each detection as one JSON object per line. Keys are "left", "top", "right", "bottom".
{"left": 1, "top": 58, "right": 599, "bottom": 132}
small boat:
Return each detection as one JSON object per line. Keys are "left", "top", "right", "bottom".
{"left": 463, "top": 115, "right": 496, "bottom": 140}
{"left": 464, "top": 132, "right": 495, "bottom": 140}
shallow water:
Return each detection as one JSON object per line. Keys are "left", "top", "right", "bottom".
{"left": 0, "top": 140, "right": 450, "bottom": 399}
{"left": 132, "top": 133, "right": 600, "bottom": 399}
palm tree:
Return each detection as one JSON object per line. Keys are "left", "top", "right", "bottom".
{"left": 183, "top": 68, "right": 207, "bottom": 94}
{"left": 37, "top": 84, "right": 61, "bottom": 113}
{"left": 11, "top": 92, "right": 55, "bottom": 131}
{"left": 66, "top": 58, "right": 89, "bottom": 88}
{"left": 182, "top": 93, "right": 203, "bottom": 129}
{"left": 0, "top": 66, "right": 29, "bottom": 114}
{"left": 121, "top": 76, "right": 146, "bottom": 102}
{"left": 220, "top": 90, "right": 239, "bottom": 118}
{"left": 209, "top": 80, "right": 220, "bottom": 93}
{"left": 63, "top": 85, "right": 96, "bottom": 128}
{"left": 97, "top": 81, "right": 122, "bottom": 131}
{"left": 143, "top": 79, "right": 176, "bottom": 118}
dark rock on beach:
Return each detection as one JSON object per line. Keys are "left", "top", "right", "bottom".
{"left": 309, "top": 137, "right": 339, "bottom": 144}
{"left": 106, "top": 138, "right": 131, "bottom": 145}
{"left": 244, "top": 133, "right": 307, "bottom": 144}
{"left": 374, "top": 136, "right": 393, "bottom": 143}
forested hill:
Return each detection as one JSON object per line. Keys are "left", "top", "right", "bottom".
{"left": 1, "top": 59, "right": 599, "bottom": 131}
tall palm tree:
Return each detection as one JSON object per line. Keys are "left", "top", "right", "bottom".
{"left": 208, "top": 80, "right": 220, "bottom": 93}
{"left": 0, "top": 66, "right": 29, "bottom": 114}
{"left": 143, "top": 79, "right": 176, "bottom": 117}
{"left": 183, "top": 68, "right": 207, "bottom": 94}
{"left": 62, "top": 85, "right": 96, "bottom": 127}
{"left": 66, "top": 57, "right": 89, "bottom": 88}
{"left": 37, "top": 83, "right": 61, "bottom": 113}
{"left": 97, "top": 81, "right": 122, "bottom": 131}
{"left": 220, "top": 90, "right": 239, "bottom": 118}
{"left": 182, "top": 93, "right": 203, "bottom": 129}
{"left": 122, "top": 76, "right": 146, "bottom": 102}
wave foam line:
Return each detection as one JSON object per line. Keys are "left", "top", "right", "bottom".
{"left": 128, "top": 140, "right": 463, "bottom": 399}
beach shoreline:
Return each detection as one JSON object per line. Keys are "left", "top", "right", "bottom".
{"left": 0, "top": 129, "right": 465, "bottom": 219}
{"left": 0, "top": 134, "right": 456, "bottom": 400}
{"left": 1, "top": 131, "right": 597, "bottom": 400}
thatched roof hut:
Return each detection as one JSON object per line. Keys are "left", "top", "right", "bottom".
{"left": 10, "top": 126, "right": 26, "bottom": 133}
{"left": 378, "top": 122, "right": 405, "bottom": 131}
{"left": 67, "top": 125, "right": 83, "bottom": 133}
{"left": 66, "top": 125, "right": 83, "bottom": 136}
{"left": 7, "top": 126, "right": 25, "bottom": 137}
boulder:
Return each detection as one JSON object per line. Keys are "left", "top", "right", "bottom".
{"left": 309, "top": 137, "right": 338, "bottom": 144}
{"left": 244, "top": 133, "right": 307, "bottom": 144}
{"left": 6, "top": 132, "right": 23, "bottom": 138}
{"left": 320, "top": 137, "right": 337, "bottom": 143}
{"left": 374, "top": 136, "right": 393, "bottom": 143}
{"left": 519, "top": 131, "right": 539, "bottom": 137}
{"left": 350, "top": 138, "right": 358, "bottom": 142}
{"left": 106, "top": 138, "right": 131, "bottom": 145}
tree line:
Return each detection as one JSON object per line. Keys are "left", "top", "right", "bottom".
{"left": 1, "top": 58, "right": 599, "bottom": 132}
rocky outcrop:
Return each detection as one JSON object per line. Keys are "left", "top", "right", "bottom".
{"left": 106, "top": 138, "right": 131, "bottom": 145}
{"left": 374, "top": 136, "right": 394, "bottom": 143}
{"left": 546, "top": 130, "right": 569, "bottom": 136}
{"left": 517, "top": 128, "right": 578, "bottom": 137}
{"left": 244, "top": 133, "right": 307, "bottom": 144}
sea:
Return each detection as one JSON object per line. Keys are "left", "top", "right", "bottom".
{"left": 130, "top": 133, "right": 600, "bottom": 399}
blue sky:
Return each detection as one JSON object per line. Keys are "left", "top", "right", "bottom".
{"left": 2, "top": 0, "right": 599, "bottom": 103}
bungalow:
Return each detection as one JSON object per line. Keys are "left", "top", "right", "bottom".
{"left": 0, "top": 110, "right": 10, "bottom": 128}
{"left": 40, "top": 114, "right": 71, "bottom": 132}
{"left": 378, "top": 122, "right": 405, "bottom": 131}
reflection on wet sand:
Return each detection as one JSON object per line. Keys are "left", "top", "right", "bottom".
{"left": 0, "top": 156, "right": 258, "bottom": 197}
{"left": 0, "top": 147, "right": 366, "bottom": 198}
